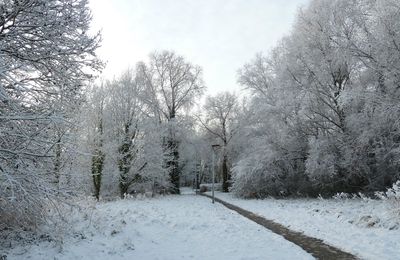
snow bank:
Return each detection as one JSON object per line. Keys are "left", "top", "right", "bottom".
{"left": 4, "top": 194, "right": 312, "bottom": 260}
{"left": 211, "top": 192, "right": 400, "bottom": 260}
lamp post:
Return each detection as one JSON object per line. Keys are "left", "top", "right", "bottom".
{"left": 211, "top": 144, "right": 221, "bottom": 204}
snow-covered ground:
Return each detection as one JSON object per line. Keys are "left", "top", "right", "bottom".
{"left": 4, "top": 190, "right": 313, "bottom": 260}
{"left": 209, "top": 192, "right": 400, "bottom": 260}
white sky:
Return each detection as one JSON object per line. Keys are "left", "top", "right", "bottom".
{"left": 88, "top": 0, "right": 309, "bottom": 95}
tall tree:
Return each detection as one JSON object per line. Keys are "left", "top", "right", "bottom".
{"left": 107, "top": 70, "right": 150, "bottom": 197}
{"left": 199, "top": 92, "right": 239, "bottom": 192}
{"left": 85, "top": 84, "right": 107, "bottom": 200}
{"left": 137, "top": 50, "right": 205, "bottom": 194}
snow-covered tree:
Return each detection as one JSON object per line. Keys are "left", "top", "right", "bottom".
{"left": 198, "top": 92, "right": 239, "bottom": 192}
{"left": 75, "top": 69, "right": 171, "bottom": 199}
{"left": 0, "top": 0, "right": 101, "bottom": 229}
{"left": 106, "top": 69, "right": 169, "bottom": 197}
{"left": 84, "top": 84, "right": 107, "bottom": 200}
{"left": 232, "top": 0, "right": 400, "bottom": 197}
{"left": 137, "top": 50, "right": 205, "bottom": 194}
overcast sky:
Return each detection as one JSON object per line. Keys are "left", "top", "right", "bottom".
{"left": 89, "top": 0, "right": 309, "bottom": 95}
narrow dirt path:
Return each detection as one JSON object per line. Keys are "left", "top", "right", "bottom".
{"left": 201, "top": 193, "right": 359, "bottom": 260}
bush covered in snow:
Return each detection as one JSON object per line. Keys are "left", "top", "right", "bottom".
{"left": 376, "top": 181, "right": 400, "bottom": 216}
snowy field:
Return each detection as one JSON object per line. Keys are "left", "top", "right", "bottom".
{"left": 211, "top": 192, "right": 400, "bottom": 260}
{"left": 4, "top": 190, "right": 312, "bottom": 260}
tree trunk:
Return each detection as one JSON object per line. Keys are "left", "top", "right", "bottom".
{"left": 168, "top": 140, "right": 180, "bottom": 194}
{"left": 119, "top": 180, "right": 129, "bottom": 199}
{"left": 118, "top": 141, "right": 132, "bottom": 198}
{"left": 167, "top": 113, "right": 180, "bottom": 194}
{"left": 92, "top": 149, "right": 104, "bottom": 200}
{"left": 91, "top": 118, "right": 104, "bottom": 201}
{"left": 53, "top": 136, "right": 62, "bottom": 190}
{"left": 222, "top": 154, "right": 230, "bottom": 192}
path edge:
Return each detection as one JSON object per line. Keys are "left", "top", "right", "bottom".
{"left": 200, "top": 193, "right": 359, "bottom": 260}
